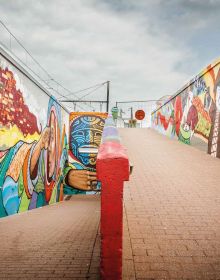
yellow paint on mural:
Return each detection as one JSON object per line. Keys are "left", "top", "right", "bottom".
{"left": 203, "top": 70, "right": 215, "bottom": 100}
{"left": 49, "top": 186, "right": 57, "bottom": 205}
{"left": 0, "top": 124, "right": 40, "bottom": 150}
{"left": 195, "top": 112, "right": 211, "bottom": 139}
{"left": 69, "top": 112, "right": 108, "bottom": 122}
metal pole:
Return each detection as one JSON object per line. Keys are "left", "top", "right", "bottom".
{"left": 106, "top": 81, "right": 110, "bottom": 112}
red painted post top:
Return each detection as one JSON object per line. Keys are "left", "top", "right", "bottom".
{"left": 97, "top": 142, "right": 129, "bottom": 181}
{"left": 97, "top": 140, "right": 129, "bottom": 280}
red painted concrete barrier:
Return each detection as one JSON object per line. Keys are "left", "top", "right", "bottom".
{"left": 97, "top": 140, "right": 129, "bottom": 280}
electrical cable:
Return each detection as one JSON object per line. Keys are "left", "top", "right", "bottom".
{"left": 0, "top": 20, "right": 54, "bottom": 81}
{"left": 0, "top": 19, "right": 107, "bottom": 110}
{"left": 60, "top": 81, "right": 107, "bottom": 98}
{"left": 77, "top": 84, "right": 105, "bottom": 101}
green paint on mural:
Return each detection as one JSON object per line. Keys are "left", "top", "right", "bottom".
{"left": 19, "top": 190, "right": 30, "bottom": 213}
{"left": 34, "top": 176, "right": 45, "bottom": 193}
{"left": 179, "top": 125, "right": 191, "bottom": 145}
{"left": 195, "top": 112, "right": 211, "bottom": 139}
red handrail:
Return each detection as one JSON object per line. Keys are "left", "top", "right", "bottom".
{"left": 97, "top": 138, "right": 129, "bottom": 280}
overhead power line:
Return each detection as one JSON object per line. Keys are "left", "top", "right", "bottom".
{"left": 60, "top": 81, "right": 107, "bottom": 98}
{"left": 0, "top": 20, "right": 54, "bottom": 82}
{"left": 0, "top": 19, "right": 106, "bottom": 111}
{"left": 59, "top": 83, "right": 106, "bottom": 111}
{"left": 77, "top": 84, "right": 105, "bottom": 100}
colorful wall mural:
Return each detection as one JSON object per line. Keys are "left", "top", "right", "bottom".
{"left": 0, "top": 53, "right": 71, "bottom": 217}
{"left": 64, "top": 112, "right": 107, "bottom": 195}
{"left": 151, "top": 59, "right": 220, "bottom": 158}
{"left": 0, "top": 50, "right": 107, "bottom": 218}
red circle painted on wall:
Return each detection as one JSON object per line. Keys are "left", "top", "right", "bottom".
{"left": 135, "top": 110, "right": 145, "bottom": 120}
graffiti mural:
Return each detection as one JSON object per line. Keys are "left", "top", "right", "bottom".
{"left": 151, "top": 59, "right": 220, "bottom": 158}
{"left": 0, "top": 54, "right": 71, "bottom": 217}
{"left": 0, "top": 50, "right": 109, "bottom": 218}
{"left": 64, "top": 112, "right": 107, "bottom": 195}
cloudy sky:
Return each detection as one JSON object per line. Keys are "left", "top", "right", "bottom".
{"left": 0, "top": 0, "right": 220, "bottom": 112}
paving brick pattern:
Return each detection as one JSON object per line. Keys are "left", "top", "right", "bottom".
{"left": 2, "top": 128, "right": 220, "bottom": 280}
{"left": 120, "top": 128, "right": 220, "bottom": 280}
{"left": 0, "top": 195, "right": 100, "bottom": 280}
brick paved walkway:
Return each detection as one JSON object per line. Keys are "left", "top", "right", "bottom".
{"left": 2, "top": 128, "right": 220, "bottom": 280}
{"left": 0, "top": 195, "right": 100, "bottom": 280}
{"left": 121, "top": 128, "right": 220, "bottom": 280}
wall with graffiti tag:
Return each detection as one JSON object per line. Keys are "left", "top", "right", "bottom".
{"left": 0, "top": 51, "right": 70, "bottom": 217}
{"left": 151, "top": 58, "right": 220, "bottom": 158}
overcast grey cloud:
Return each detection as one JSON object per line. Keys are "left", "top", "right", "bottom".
{"left": 0, "top": 0, "right": 220, "bottom": 112}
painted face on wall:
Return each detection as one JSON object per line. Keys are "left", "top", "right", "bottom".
{"left": 48, "top": 111, "right": 57, "bottom": 178}
{"left": 183, "top": 123, "right": 190, "bottom": 132}
{"left": 70, "top": 115, "right": 105, "bottom": 169}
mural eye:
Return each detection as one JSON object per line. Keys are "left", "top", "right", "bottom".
{"left": 71, "top": 130, "right": 85, "bottom": 143}
{"left": 95, "top": 132, "right": 101, "bottom": 137}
